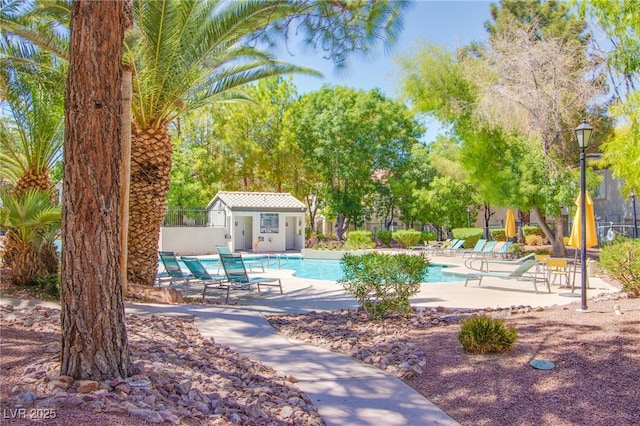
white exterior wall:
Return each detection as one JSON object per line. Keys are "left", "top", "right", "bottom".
{"left": 228, "top": 211, "right": 306, "bottom": 253}
{"left": 159, "top": 227, "right": 228, "bottom": 255}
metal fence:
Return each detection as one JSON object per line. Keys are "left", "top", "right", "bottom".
{"left": 162, "top": 207, "right": 209, "bottom": 227}
{"left": 596, "top": 222, "right": 639, "bottom": 243}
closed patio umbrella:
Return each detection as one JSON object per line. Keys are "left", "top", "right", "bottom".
{"left": 568, "top": 192, "right": 598, "bottom": 249}
{"left": 505, "top": 209, "right": 516, "bottom": 240}
{"left": 567, "top": 192, "right": 598, "bottom": 292}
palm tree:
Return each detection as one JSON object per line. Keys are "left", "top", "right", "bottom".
{"left": 2, "top": 0, "right": 409, "bottom": 287}
{"left": 0, "top": 188, "right": 61, "bottom": 286}
{"left": 0, "top": 63, "right": 65, "bottom": 195}
{"left": 124, "top": 0, "right": 321, "bottom": 285}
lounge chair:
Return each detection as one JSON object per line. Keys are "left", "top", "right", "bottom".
{"left": 490, "top": 241, "right": 513, "bottom": 258}
{"left": 444, "top": 239, "right": 466, "bottom": 256}
{"left": 461, "top": 239, "right": 487, "bottom": 258}
{"left": 421, "top": 239, "right": 450, "bottom": 256}
{"left": 219, "top": 253, "right": 283, "bottom": 295}
{"left": 464, "top": 259, "right": 550, "bottom": 293}
{"left": 216, "top": 245, "right": 264, "bottom": 272}
{"left": 465, "top": 252, "right": 536, "bottom": 272}
{"left": 463, "top": 240, "right": 498, "bottom": 258}
{"left": 180, "top": 256, "right": 230, "bottom": 302}
{"left": 157, "top": 251, "right": 189, "bottom": 287}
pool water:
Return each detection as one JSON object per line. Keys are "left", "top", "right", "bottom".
{"left": 187, "top": 256, "right": 462, "bottom": 283}
{"left": 271, "top": 257, "right": 462, "bottom": 282}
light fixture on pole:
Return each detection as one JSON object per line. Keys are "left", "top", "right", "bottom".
{"left": 575, "top": 119, "right": 593, "bottom": 312}
{"left": 467, "top": 206, "right": 471, "bottom": 228}
{"left": 632, "top": 193, "right": 637, "bottom": 239}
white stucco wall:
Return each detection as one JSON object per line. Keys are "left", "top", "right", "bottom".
{"left": 159, "top": 227, "right": 228, "bottom": 255}
{"left": 229, "top": 211, "right": 305, "bottom": 253}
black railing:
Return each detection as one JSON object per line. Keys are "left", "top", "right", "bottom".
{"left": 162, "top": 207, "right": 209, "bottom": 227}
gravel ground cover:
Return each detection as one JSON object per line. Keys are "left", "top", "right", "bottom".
{"left": 268, "top": 292, "right": 640, "bottom": 426}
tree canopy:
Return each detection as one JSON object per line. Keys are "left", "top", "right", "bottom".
{"left": 292, "top": 86, "right": 423, "bottom": 239}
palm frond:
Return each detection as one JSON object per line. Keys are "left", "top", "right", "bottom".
{"left": 0, "top": 64, "right": 64, "bottom": 179}
{"left": 128, "top": 0, "right": 317, "bottom": 128}
{"left": 0, "top": 188, "right": 61, "bottom": 243}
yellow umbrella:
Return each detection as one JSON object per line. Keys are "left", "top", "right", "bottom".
{"left": 568, "top": 192, "right": 598, "bottom": 249}
{"left": 505, "top": 209, "right": 516, "bottom": 239}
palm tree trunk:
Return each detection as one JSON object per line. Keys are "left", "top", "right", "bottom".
{"left": 127, "top": 123, "right": 173, "bottom": 286}
{"left": 11, "top": 172, "right": 54, "bottom": 196}
{"left": 120, "top": 68, "right": 132, "bottom": 296}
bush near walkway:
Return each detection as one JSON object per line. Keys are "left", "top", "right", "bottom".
{"left": 339, "top": 252, "right": 428, "bottom": 319}
{"left": 599, "top": 240, "right": 640, "bottom": 296}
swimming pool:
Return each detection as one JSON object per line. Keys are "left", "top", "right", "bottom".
{"left": 270, "top": 257, "right": 462, "bottom": 282}
{"left": 179, "top": 256, "right": 463, "bottom": 283}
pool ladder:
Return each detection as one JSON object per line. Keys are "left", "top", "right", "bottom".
{"left": 265, "top": 254, "right": 291, "bottom": 269}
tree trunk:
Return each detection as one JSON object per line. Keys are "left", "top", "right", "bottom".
{"left": 61, "top": 0, "right": 132, "bottom": 380}
{"left": 531, "top": 207, "right": 567, "bottom": 257}
{"left": 335, "top": 214, "right": 348, "bottom": 240}
{"left": 483, "top": 202, "right": 494, "bottom": 240}
{"left": 127, "top": 124, "right": 173, "bottom": 286}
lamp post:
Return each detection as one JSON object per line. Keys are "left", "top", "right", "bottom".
{"left": 467, "top": 206, "right": 471, "bottom": 228}
{"left": 632, "top": 193, "right": 638, "bottom": 239}
{"left": 575, "top": 119, "right": 593, "bottom": 312}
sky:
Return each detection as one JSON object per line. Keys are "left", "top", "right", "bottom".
{"left": 288, "top": 1, "right": 493, "bottom": 97}
{"left": 280, "top": 0, "right": 494, "bottom": 141}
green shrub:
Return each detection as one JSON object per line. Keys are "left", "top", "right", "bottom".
{"left": 340, "top": 252, "right": 428, "bottom": 319}
{"left": 534, "top": 248, "right": 552, "bottom": 255}
{"left": 507, "top": 243, "right": 524, "bottom": 257}
{"left": 522, "top": 226, "right": 545, "bottom": 238}
{"left": 32, "top": 273, "right": 60, "bottom": 300}
{"left": 490, "top": 229, "right": 506, "bottom": 242}
{"left": 376, "top": 229, "right": 393, "bottom": 247}
{"left": 458, "top": 316, "right": 517, "bottom": 354}
{"left": 420, "top": 231, "right": 437, "bottom": 244}
{"left": 312, "top": 239, "right": 345, "bottom": 250}
{"left": 452, "top": 228, "right": 484, "bottom": 249}
{"left": 525, "top": 234, "right": 544, "bottom": 246}
{"left": 392, "top": 229, "right": 422, "bottom": 248}
{"left": 344, "top": 230, "right": 376, "bottom": 250}
{"left": 599, "top": 240, "right": 640, "bottom": 296}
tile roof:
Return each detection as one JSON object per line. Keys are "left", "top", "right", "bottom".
{"left": 208, "top": 192, "right": 306, "bottom": 211}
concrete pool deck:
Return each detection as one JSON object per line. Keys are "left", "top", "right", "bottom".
{"left": 175, "top": 251, "right": 620, "bottom": 314}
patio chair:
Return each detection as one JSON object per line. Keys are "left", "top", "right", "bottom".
{"left": 461, "top": 239, "right": 487, "bottom": 258}
{"left": 465, "top": 252, "right": 536, "bottom": 272}
{"left": 421, "top": 239, "right": 450, "bottom": 256}
{"left": 445, "top": 239, "right": 466, "bottom": 256}
{"left": 157, "top": 251, "right": 189, "bottom": 287}
{"left": 216, "top": 245, "right": 264, "bottom": 272}
{"left": 219, "top": 253, "right": 283, "bottom": 295}
{"left": 180, "top": 256, "right": 230, "bottom": 302}
{"left": 464, "top": 259, "right": 550, "bottom": 294}
{"left": 490, "top": 241, "right": 513, "bottom": 258}
{"left": 547, "top": 258, "right": 570, "bottom": 287}
{"left": 463, "top": 240, "right": 498, "bottom": 258}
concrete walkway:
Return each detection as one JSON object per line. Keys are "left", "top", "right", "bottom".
{"left": 124, "top": 302, "right": 459, "bottom": 426}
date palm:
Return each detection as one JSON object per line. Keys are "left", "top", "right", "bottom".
{"left": 0, "top": 188, "right": 61, "bottom": 285}
{"left": 0, "top": 64, "right": 65, "bottom": 196}
{"left": 3, "top": 0, "right": 408, "bottom": 286}
{"left": 124, "top": 0, "right": 321, "bottom": 285}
